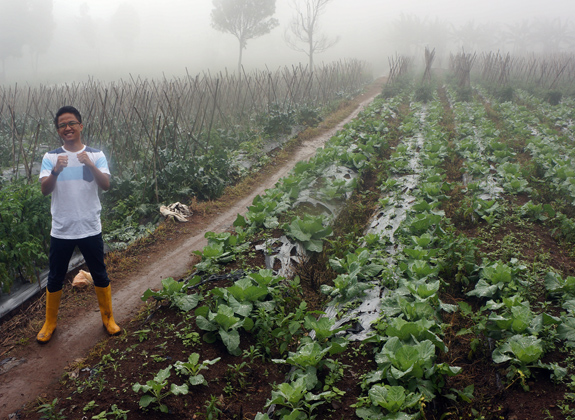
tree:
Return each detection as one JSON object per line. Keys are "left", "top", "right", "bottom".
{"left": 535, "top": 18, "right": 574, "bottom": 53}
{"left": 503, "top": 20, "right": 535, "bottom": 54}
{"left": 387, "top": 13, "right": 428, "bottom": 56}
{"left": 284, "top": 0, "right": 338, "bottom": 70}
{"left": 211, "top": 0, "right": 279, "bottom": 75}
{"left": 26, "top": 0, "right": 55, "bottom": 75}
{"left": 0, "top": 1, "right": 27, "bottom": 79}
{"left": 110, "top": 2, "right": 141, "bottom": 56}
{"left": 0, "top": 0, "right": 54, "bottom": 80}
{"left": 451, "top": 20, "right": 498, "bottom": 53}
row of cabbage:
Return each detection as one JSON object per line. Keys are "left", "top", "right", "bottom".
{"left": 330, "top": 95, "right": 465, "bottom": 419}
{"left": 511, "top": 90, "right": 575, "bottom": 205}
{"left": 148, "top": 84, "right": 575, "bottom": 418}
{"left": 249, "top": 86, "right": 575, "bottom": 418}
{"left": 185, "top": 94, "right": 404, "bottom": 419}
{"left": 490, "top": 89, "right": 575, "bottom": 241}
{"left": 259, "top": 95, "right": 463, "bottom": 419}
{"left": 190, "top": 93, "right": 467, "bottom": 419}
{"left": 446, "top": 86, "right": 575, "bottom": 391}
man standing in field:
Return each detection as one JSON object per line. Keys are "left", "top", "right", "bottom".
{"left": 37, "top": 105, "right": 120, "bottom": 343}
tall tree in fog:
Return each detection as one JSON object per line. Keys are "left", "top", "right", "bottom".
{"left": 451, "top": 21, "right": 497, "bottom": 52}
{"left": 285, "top": 0, "right": 338, "bottom": 70}
{"left": 27, "top": 0, "right": 55, "bottom": 75}
{"left": 211, "top": 0, "right": 279, "bottom": 75}
{"left": 503, "top": 20, "right": 534, "bottom": 54}
{"left": 78, "top": 3, "right": 98, "bottom": 60}
{"left": 0, "top": 0, "right": 54, "bottom": 80}
{"left": 388, "top": 14, "right": 428, "bottom": 56}
{"left": 535, "top": 18, "right": 574, "bottom": 53}
{"left": 0, "top": 2, "right": 26, "bottom": 80}
{"left": 110, "top": 3, "right": 141, "bottom": 56}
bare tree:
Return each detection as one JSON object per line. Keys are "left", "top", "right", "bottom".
{"left": 284, "top": 0, "right": 339, "bottom": 70}
{"left": 211, "top": 0, "right": 279, "bottom": 75}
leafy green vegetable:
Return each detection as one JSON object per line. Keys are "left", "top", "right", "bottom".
{"left": 141, "top": 277, "right": 201, "bottom": 312}
{"left": 132, "top": 366, "right": 188, "bottom": 413}
{"left": 174, "top": 353, "right": 220, "bottom": 386}
{"left": 492, "top": 335, "right": 544, "bottom": 364}
{"left": 283, "top": 214, "right": 333, "bottom": 253}
{"left": 368, "top": 385, "right": 421, "bottom": 413}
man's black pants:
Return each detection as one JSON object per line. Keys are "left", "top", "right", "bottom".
{"left": 47, "top": 233, "right": 110, "bottom": 293}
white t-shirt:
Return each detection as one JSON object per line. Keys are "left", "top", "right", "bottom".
{"left": 39, "top": 145, "right": 111, "bottom": 239}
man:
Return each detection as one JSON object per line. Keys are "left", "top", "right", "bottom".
{"left": 37, "top": 105, "right": 120, "bottom": 343}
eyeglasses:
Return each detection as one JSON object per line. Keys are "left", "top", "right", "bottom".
{"left": 57, "top": 121, "right": 81, "bottom": 130}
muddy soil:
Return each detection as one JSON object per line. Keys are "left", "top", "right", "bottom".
{"left": 0, "top": 79, "right": 385, "bottom": 418}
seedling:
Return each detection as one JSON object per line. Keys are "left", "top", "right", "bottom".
{"left": 141, "top": 277, "right": 201, "bottom": 312}
{"left": 132, "top": 366, "right": 189, "bottom": 413}
{"left": 174, "top": 353, "right": 221, "bottom": 386}
{"left": 91, "top": 404, "right": 129, "bottom": 420}
{"left": 37, "top": 398, "right": 67, "bottom": 420}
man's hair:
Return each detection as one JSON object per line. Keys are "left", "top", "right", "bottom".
{"left": 54, "top": 106, "right": 82, "bottom": 127}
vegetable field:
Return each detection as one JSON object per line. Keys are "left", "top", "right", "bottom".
{"left": 0, "top": 60, "right": 369, "bottom": 295}
{"left": 16, "top": 75, "right": 575, "bottom": 420}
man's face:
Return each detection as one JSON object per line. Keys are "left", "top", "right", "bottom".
{"left": 56, "top": 113, "right": 83, "bottom": 143}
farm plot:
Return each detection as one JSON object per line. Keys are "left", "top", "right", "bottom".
{"left": 18, "top": 82, "right": 575, "bottom": 420}
{"left": 0, "top": 60, "right": 370, "bottom": 297}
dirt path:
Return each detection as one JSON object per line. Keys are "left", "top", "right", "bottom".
{"left": 0, "top": 79, "right": 384, "bottom": 418}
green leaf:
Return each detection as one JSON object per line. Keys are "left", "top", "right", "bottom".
{"left": 286, "top": 342, "right": 330, "bottom": 367}
{"left": 219, "top": 329, "right": 241, "bottom": 355}
{"left": 173, "top": 294, "right": 201, "bottom": 312}
{"left": 285, "top": 219, "right": 312, "bottom": 242}
{"left": 369, "top": 385, "right": 407, "bottom": 412}
{"left": 467, "top": 279, "right": 500, "bottom": 298}
{"left": 138, "top": 395, "right": 155, "bottom": 408}
{"left": 243, "top": 317, "right": 255, "bottom": 331}
{"left": 509, "top": 335, "right": 543, "bottom": 363}
{"left": 228, "top": 295, "right": 253, "bottom": 317}
{"left": 170, "top": 383, "right": 189, "bottom": 395}
{"left": 493, "top": 335, "right": 544, "bottom": 364}
{"left": 482, "top": 262, "right": 512, "bottom": 284}
{"left": 202, "top": 243, "right": 225, "bottom": 258}
{"left": 233, "top": 214, "right": 247, "bottom": 227}
{"left": 155, "top": 366, "right": 172, "bottom": 383}
{"left": 458, "top": 301, "right": 473, "bottom": 316}
{"left": 214, "top": 305, "right": 241, "bottom": 331}
{"left": 189, "top": 374, "right": 207, "bottom": 386}
{"left": 558, "top": 316, "right": 575, "bottom": 344}
{"left": 196, "top": 315, "right": 217, "bottom": 332}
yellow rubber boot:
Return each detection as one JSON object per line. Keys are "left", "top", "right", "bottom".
{"left": 95, "top": 285, "right": 121, "bottom": 335}
{"left": 36, "top": 289, "right": 62, "bottom": 343}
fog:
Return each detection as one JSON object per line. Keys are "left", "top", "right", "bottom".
{"left": 1, "top": 0, "right": 574, "bottom": 84}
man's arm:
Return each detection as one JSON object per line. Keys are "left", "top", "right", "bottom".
{"left": 78, "top": 151, "right": 111, "bottom": 191}
{"left": 40, "top": 155, "right": 68, "bottom": 196}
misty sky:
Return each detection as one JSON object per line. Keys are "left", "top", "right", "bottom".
{"left": 2, "top": 0, "right": 575, "bottom": 84}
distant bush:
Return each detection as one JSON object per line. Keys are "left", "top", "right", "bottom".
{"left": 415, "top": 84, "right": 434, "bottom": 103}
{"left": 545, "top": 90, "right": 562, "bottom": 105}
{"left": 496, "top": 86, "right": 514, "bottom": 103}
{"left": 381, "top": 75, "right": 411, "bottom": 99}
{"left": 456, "top": 87, "right": 473, "bottom": 102}
{"left": 296, "top": 105, "right": 322, "bottom": 127}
